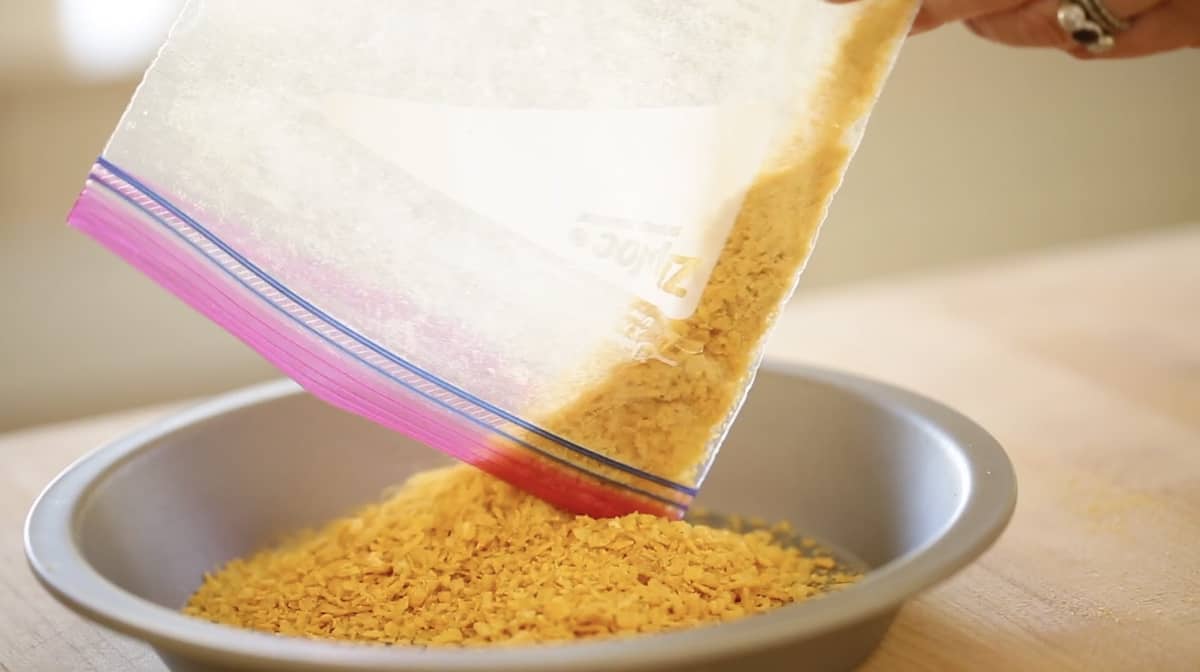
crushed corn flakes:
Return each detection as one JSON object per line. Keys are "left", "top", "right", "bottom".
{"left": 185, "top": 3, "right": 905, "bottom": 645}
{"left": 185, "top": 465, "right": 859, "bottom": 646}
{"left": 522, "top": 0, "right": 915, "bottom": 485}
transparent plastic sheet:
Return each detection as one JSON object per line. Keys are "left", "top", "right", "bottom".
{"left": 69, "top": 0, "right": 916, "bottom": 518}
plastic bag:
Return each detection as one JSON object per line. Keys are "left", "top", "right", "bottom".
{"left": 69, "top": 0, "right": 915, "bottom": 518}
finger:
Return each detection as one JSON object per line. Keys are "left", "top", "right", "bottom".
{"left": 1073, "top": 2, "right": 1200, "bottom": 58}
{"left": 910, "top": 0, "right": 1030, "bottom": 34}
{"left": 963, "top": 0, "right": 1167, "bottom": 48}
{"left": 965, "top": 0, "right": 1078, "bottom": 48}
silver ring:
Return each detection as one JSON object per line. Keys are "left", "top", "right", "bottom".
{"left": 1078, "top": 0, "right": 1131, "bottom": 32}
{"left": 1057, "top": 0, "right": 1128, "bottom": 54}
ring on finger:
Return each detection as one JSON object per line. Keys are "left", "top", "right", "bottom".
{"left": 1056, "top": 0, "right": 1132, "bottom": 53}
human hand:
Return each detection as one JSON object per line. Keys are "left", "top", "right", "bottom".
{"left": 831, "top": 0, "right": 1200, "bottom": 59}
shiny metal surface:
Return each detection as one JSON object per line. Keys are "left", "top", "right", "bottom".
{"left": 25, "top": 363, "right": 1016, "bottom": 671}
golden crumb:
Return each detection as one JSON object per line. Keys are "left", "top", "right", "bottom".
{"left": 185, "top": 465, "right": 858, "bottom": 646}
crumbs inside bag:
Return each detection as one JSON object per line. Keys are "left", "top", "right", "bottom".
{"left": 185, "top": 465, "right": 859, "bottom": 646}
{"left": 508, "top": 0, "right": 916, "bottom": 492}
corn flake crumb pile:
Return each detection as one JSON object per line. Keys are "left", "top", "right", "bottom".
{"left": 185, "top": 465, "right": 859, "bottom": 646}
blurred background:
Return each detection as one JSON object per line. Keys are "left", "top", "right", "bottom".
{"left": 1, "top": 1, "right": 1198, "bottom": 432}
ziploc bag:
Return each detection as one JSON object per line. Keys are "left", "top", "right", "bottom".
{"left": 69, "top": 0, "right": 915, "bottom": 518}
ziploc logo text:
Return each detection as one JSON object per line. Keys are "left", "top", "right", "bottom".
{"left": 319, "top": 94, "right": 776, "bottom": 320}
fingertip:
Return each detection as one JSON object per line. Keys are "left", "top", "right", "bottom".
{"left": 908, "top": 8, "right": 942, "bottom": 36}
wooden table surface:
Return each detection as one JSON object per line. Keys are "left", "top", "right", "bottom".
{"left": 2, "top": 225, "right": 1198, "bottom": 671}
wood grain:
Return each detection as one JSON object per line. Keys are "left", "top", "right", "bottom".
{"left": 3, "top": 225, "right": 1197, "bottom": 671}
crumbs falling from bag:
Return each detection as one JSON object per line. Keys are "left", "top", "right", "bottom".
{"left": 185, "top": 465, "right": 858, "bottom": 646}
